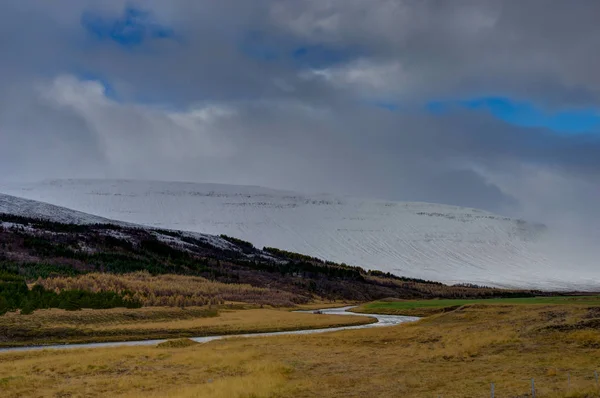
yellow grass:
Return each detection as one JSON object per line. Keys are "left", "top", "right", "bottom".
{"left": 2, "top": 305, "right": 218, "bottom": 326}
{"left": 37, "top": 271, "right": 300, "bottom": 306}
{"left": 76, "top": 308, "right": 372, "bottom": 333}
{"left": 0, "top": 307, "right": 372, "bottom": 347}
{"left": 1, "top": 304, "right": 600, "bottom": 397}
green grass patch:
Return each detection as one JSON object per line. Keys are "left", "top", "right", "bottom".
{"left": 355, "top": 296, "right": 600, "bottom": 317}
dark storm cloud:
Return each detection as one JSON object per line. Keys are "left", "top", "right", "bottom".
{"left": 0, "top": 0, "right": 599, "bottom": 229}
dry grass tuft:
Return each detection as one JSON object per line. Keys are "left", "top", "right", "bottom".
{"left": 156, "top": 338, "right": 199, "bottom": 349}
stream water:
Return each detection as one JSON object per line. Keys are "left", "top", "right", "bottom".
{"left": 0, "top": 306, "right": 419, "bottom": 353}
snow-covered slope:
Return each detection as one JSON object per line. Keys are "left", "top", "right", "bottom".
{"left": 0, "top": 192, "right": 114, "bottom": 225}
{"left": 0, "top": 192, "right": 246, "bottom": 253}
{"left": 1, "top": 179, "right": 598, "bottom": 290}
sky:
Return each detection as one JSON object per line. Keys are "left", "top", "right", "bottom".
{"left": 1, "top": 0, "right": 600, "bottom": 236}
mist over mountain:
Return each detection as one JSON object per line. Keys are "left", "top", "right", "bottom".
{"left": 2, "top": 179, "right": 597, "bottom": 290}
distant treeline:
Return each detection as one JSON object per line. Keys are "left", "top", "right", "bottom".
{"left": 220, "top": 235, "right": 255, "bottom": 252}
{"left": 238, "top": 259, "right": 364, "bottom": 281}
{"left": 365, "top": 269, "right": 444, "bottom": 285}
{"left": 1, "top": 235, "right": 216, "bottom": 278}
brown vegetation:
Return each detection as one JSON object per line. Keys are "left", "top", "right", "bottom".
{"left": 1, "top": 304, "right": 600, "bottom": 397}
{"left": 363, "top": 274, "right": 537, "bottom": 299}
{"left": 36, "top": 271, "right": 299, "bottom": 307}
{"left": 156, "top": 338, "right": 199, "bottom": 348}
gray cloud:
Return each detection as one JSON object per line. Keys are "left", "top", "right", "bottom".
{"left": 272, "top": 0, "right": 600, "bottom": 106}
{"left": 1, "top": 0, "right": 600, "bottom": 237}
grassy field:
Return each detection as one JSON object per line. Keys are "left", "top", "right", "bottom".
{"left": 353, "top": 295, "right": 600, "bottom": 316}
{"left": 1, "top": 303, "right": 600, "bottom": 397}
{"left": 0, "top": 306, "right": 372, "bottom": 348}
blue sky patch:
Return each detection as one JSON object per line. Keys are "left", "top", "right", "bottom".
{"left": 427, "top": 97, "right": 600, "bottom": 134}
{"left": 81, "top": 6, "right": 175, "bottom": 48}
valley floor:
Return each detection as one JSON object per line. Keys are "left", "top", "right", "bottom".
{"left": 1, "top": 303, "right": 600, "bottom": 397}
{"left": 0, "top": 306, "right": 372, "bottom": 348}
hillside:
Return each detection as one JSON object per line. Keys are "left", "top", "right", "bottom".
{"left": 0, "top": 194, "right": 541, "bottom": 308}
{"left": 1, "top": 179, "right": 597, "bottom": 290}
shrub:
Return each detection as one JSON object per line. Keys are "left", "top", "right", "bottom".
{"left": 0, "top": 272, "right": 141, "bottom": 315}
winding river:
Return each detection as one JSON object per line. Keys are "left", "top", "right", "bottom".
{"left": 0, "top": 306, "right": 419, "bottom": 353}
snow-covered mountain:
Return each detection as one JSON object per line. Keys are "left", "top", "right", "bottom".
{"left": 1, "top": 179, "right": 598, "bottom": 290}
